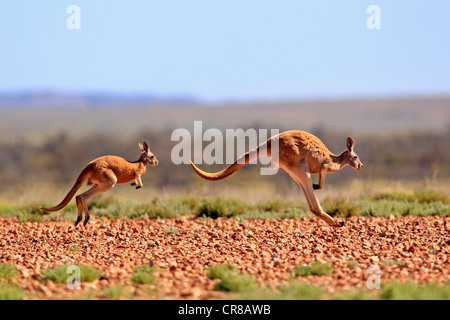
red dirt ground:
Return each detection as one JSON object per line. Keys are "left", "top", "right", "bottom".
{"left": 0, "top": 215, "right": 449, "bottom": 299}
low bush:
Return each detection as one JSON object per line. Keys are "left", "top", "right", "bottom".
{"left": 295, "top": 261, "right": 333, "bottom": 277}
{"left": 40, "top": 264, "right": 101, "bottom": 283}
{"left": 130, "top": 265, "right": 157, "bottom": 285}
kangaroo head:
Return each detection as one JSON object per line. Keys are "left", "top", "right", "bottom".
{"left": 139, "top": 141, "right": 159, "bottom": 166}
{"left": 342, "top": 137, "right": 363, "bottom": 170}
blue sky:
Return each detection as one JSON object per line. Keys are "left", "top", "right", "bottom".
{"left": 1, "top": 0, "right": 450, "bottom": 101}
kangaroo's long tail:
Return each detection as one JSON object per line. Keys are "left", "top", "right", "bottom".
{"left": 190, "top": 139, "right": 272, "bottom": 181}
{"left": 40, "top": 167, "right": 90, "bottom": 212}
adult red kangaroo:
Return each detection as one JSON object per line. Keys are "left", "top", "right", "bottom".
{"left": 190, "top": 131, "right": 363, "bottom": 227}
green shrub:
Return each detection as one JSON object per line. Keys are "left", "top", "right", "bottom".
{"left": 331, "top": 286, "right": 377, "bottom": 300}
{"left": 236, "top": 281, "right": 326, "bottom": 300}
{"left": 207, "top": 263, "right": 255, "bottom": 292}
{"left": 374, "top": 190, "right": 449, "bottom": 204}
{"left": 0, "top": 284, "right": 25, "bottom": 300}
{"left": 140, "top": 200, "right": 180, "bottom": 219}
{"left": 295, "top": 261, "right": 333, "bottom": 277}
{"left": 0, "top": 263, "right": 18, "bottom": 279}
{"left": 103, "top": 286, "right": 130, "bottom": 299}
{"left": 130, "top": 265, "right": 157, "bottom": 285}
{"left": 381, "top": 281, "right": 450, "bottom": 300}
{"left": 413, "top": 190, "right": 449, "bottom": 204}
{"left": 214, "top": 273, "right": 256, "bottom": 292}
{"left": 3, "top": 189, "right": 449, "bottom": 224}
{"left": 256, "top": 199, "right": 291, "bottom": 212}
{"left": 207, "top": 264, "right": 235, "bottom": 280}
{"left": 177, "top": 197, "right": 202, "bottom": 211}
{"left": 235, "top": 280, "right": 450, "bottom": 300}
{"left": 277, "top": 282, "right": 325, "bottom": 300}
{"left": 323, "top": 198, "right": 360, "bottom": 217}
{"left": 197, "top": 198, "right": 249, "bottom": 218}
{"left": 41, "top": 264, "right": 101, "bottom": 283}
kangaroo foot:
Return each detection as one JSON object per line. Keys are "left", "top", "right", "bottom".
{"left": 332, "top": 220, "right": 345, "bottom": 227}
{"left": 75, "top": 217, "right": 82, "bottom": 227}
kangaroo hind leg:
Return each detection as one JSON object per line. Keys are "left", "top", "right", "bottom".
{"left": 75, "top": 184, "right": 98, "bottom": 226}
{"left": 286, "top": 160, "right": 343, "bottom": 227}
{"left": 76, "top": 182, "right": 115, "bottom": 226}
{"left": 75, "top": 170, "right": 117, "bottom": 226}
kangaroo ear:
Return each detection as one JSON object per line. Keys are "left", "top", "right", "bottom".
{"left": 143, "top": 141, "right": 149, "bottom": 151}
{"left": 138, "top": 143, "right": 145, "bottom": 152}
{"left": 346, "top": 137, "right": 354, "bottom": 152}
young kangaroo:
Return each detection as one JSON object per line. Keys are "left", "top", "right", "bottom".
{"left": 190, "top": 130, "right": 363, "bottom": 227}
{"left": 40, "top": 141, "right": 158, "bottom": 226}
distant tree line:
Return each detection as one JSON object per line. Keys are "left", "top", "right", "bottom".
{"left": 0, "top": 127, "right": 448, "bottom": 193}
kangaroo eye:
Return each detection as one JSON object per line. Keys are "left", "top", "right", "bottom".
{"left": 150, "top": 156, "right": 154, "bottom": 159}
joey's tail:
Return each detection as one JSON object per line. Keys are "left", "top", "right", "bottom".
{"left": 190, "top": 139, "right": 272, "bottom": 181}
{"left": 40, "top": 167, "right": 90, "bottom": 212}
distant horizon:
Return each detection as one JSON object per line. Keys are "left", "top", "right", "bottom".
{"left": 1, "top": 88, "right": 450, "bottom": 105}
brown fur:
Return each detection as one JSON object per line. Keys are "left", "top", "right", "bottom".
{"left": 40, "top": 141, "right": 158, "bottom": 226}
{"left": 190, "top": 130, "right": 363, "bottom": 227}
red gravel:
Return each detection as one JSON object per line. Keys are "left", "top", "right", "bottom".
{"left": 0, "top": 215, "right": 449, "bottom": 299}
